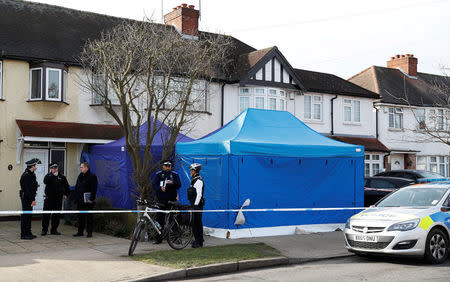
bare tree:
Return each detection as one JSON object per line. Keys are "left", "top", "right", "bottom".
{"left": 79, "top": 19, "right": 234, "bottom": 198}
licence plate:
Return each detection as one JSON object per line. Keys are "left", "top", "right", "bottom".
{"left": 354, "top": 235, "right": 377, "bottom": 242}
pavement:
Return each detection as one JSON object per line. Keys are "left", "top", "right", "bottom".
{"left": 0, "top": 220, "right": 351, "bottom": 281}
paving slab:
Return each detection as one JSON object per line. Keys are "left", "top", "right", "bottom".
{"left": 0, "top": 220, "right": 350, "bottom": 281}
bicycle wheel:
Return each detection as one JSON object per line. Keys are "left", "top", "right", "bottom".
{"left": 167, "top": 218, "right": 193, "bottom": 250}
{"left": 128, "top": 219, "right": 145, "bottom": 256}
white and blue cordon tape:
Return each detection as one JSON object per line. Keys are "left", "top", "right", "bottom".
{"left": 0, "top": 207, "right": 365, "bottom": 216}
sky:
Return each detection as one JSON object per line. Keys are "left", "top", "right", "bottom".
{"left": 28, "top": 0, "right": 450, "bottom": 79}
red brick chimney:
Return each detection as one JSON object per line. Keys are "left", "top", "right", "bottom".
{"left": 164, "top": 3, "right": 199, "bottom": 36}
{"left": 387, "top": 54, "right": 418, "bottom": 77}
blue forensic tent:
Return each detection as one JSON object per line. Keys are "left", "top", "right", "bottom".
{"left": 89, "top": 121, "right": 193, "bottom": 209}
{"left": 176, "top": 108, "right": 364, "bottom": 238}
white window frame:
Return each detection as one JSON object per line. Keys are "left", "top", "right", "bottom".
{"left": 437, "top": 109, "right": 445, "bottom": 131}
{"left": 417, "top": 155, "right": 449, "bottom": 177}
{"left": 388, "top": 107, "right": 403, "bottom": 129}
{"left": 0, "top": 60, "right": 3, "bottom": 99}
{"left": 343, "top": 99, "right": 361, "bottom": 123}
{"left": 416, "top": 108, "right": 426, "bottom": 130}
{"left": 238, "top": 87, "right": 251, "bottom": 112}
{"left": 254, "top": 96, "right": 265, "bottom": 110}
{"left": 279, "top": 98, "right": 286, "bottom": 111}
{"left": 304, "top": 94, "right": 322, "bottom": 121}
{"left": 268, "top": 88, "right": 277, "bottom": 96}
{"left": 63, "top": 70, "right": 68, "bottom": 103}
{"left": 45, "top": 68, "right": 62, "bottom": 101}
{"left": 268, "top": 97, "right": 277, "bottom": 110}
{"left": 29, "top": 67, "right": 43, "bottom": 100}
{"left": 364, "top": 154, "right": 383, "bottom": 176}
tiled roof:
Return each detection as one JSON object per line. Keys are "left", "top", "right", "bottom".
{"left": 349, "top": 66, "right": 450, "bottom": 107}
{"left": 0, "top": 0, "right": 254, "bottom": 80}
{"left": 328, "top": 135, "right": 390, "bottom": 152}
{"left": 295, "top": 69, "right": 379, "bottom": 98}
{"left": 16, "top": 119, "right": 122, "bottom": 141}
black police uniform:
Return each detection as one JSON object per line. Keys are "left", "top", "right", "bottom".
{"left": 73, "top": 169, "right": 98, "bottom": 236}
{"left": 188, "top": 175, "right": 205, "bottom": 247}
{"left": 41, "top": 169, "right": 70, "bottom": 235}
{"left": 152, "top": 169, "right": 181, "bottom": 242}
{"left": 19, "top": 161, "right": 39, "bottom": 239}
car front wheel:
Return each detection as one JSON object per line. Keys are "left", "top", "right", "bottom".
{"left": 424, "top": 228, "right": 449, "bottom": 264}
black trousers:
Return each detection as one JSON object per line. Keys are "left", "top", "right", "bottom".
{"left": 192, "top": 205, "right": 204, "bottom": 245}
{"left": 20, "top": 198, "right": 33, "bottom": 236}
{"left": 42, "top": 197, "right": 63, "bottom": 233}
{"left": 77, "top": 202, "right": 94, "bottom": 235}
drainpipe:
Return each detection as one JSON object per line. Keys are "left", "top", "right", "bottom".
{"left": 221, "top": 83, "right": 226, "bottom": 127}
{"left": 373, "top": 104, "right": 379, "bottom": 139}
{"left": 330, "top": 95, "right": 338, "bottom": 135}
{"left": 383, "top": 151, "right": 391, "bottom": 172}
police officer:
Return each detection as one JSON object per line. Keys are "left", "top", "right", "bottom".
{"left": 152, "top": 160, "right": 181, "bottom": 244}
{"left": 187, "top": 163, "right": 205, "bottom": 248}
{"left": 73, "top": 162, "right": 98, "bottom": 238}
{"left": 19, "top": 158, "right": 40, "bottom": 240}
{"left": 41, "top": 163, "right": 70, "bottom": 236}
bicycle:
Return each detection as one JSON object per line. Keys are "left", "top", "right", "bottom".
{"left": 128, "top": 198, "right": 193, "bottom": 256}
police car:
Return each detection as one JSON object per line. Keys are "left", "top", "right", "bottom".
{"left": 344, "top": 183, "right": 450, "bottom": 264}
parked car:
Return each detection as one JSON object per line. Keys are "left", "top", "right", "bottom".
{"left": 374, "top": 170, "right": 446, "bottom": 183}
{"left": 344, "top": 183, "right": 450, "bottom": 264}
{"left": 364, "top": 177, "right": 415, "bottom": 207}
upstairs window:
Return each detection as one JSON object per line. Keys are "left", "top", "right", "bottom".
{"left": 304, "top": 95, "right": 322, "bottom": 121}
{"left": 91, "top": 73, "right": 120, "bottom": 106}
{"left": 29, "top": 63, "right": 67, "bottom": 102}
{"left": 416, "top": 108, "right": 426, "bottom": 129}
{"left": 46, "top": 68, "right": 62, "bottom": 101}
{"left": 343, "top": 99, "right": 361, "bottom": 122}
{"left": 388, "top": 107, "right": 403, "bottom": 129}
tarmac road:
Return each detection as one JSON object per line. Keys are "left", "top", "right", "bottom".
{"left": 186, "top": 255, "right": 450, "bottom": 282}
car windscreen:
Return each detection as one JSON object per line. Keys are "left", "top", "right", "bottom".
{"left": 377, "top": 187, "right": 448, "bottom": 207}
{"left": 419, "top": 171, "right": 445, "bottom": 178}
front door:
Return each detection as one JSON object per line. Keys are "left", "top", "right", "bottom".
{"left": 390, "top": 154, "right": 404, "bottom": 170}
{"left": 22, "top": 149, "right": 48, "bottom": 210}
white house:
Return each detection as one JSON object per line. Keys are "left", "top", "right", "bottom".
{"left": 349, "top": 54, "right": 450, "bottom": 176}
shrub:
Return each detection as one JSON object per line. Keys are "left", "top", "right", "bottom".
{"left": 93, "top": 197, "right": 137, "bottom": 239}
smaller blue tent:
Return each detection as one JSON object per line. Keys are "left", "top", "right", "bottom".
{"left": 89, "top": 121, "right": 193, "bottom": 209}
{"left": 176, "top": 109, "right": 364, "bottom": 238}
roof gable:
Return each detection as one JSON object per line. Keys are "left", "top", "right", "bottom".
{"left": 238, "top": 47, "right": 306, "bottom": 90}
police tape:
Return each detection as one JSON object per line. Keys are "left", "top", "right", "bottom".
{"left": 0, "top": 207, "right": 365, "bottom": 216}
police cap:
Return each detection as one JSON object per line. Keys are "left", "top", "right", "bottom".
{"left": 49, "top": 162, "right": 59, "bottom": 169}
{"left": 162, "top": 160, "right": 173, "bottom": 167}
{"left": 26, "top": 158, "right": 41, "bottom": 166}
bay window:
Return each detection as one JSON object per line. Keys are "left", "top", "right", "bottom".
{"left": 238, "top": 87, "right": 287, "bottom": 112}
{"left": 46, "top": 68, "right": 62, "bottom": 100}
{"left": 29, "top": 63, "right": 67, "bottom": 102}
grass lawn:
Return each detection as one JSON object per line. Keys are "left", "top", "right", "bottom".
{"left": 131, "top": 243, "right": 281, "bottom": 269}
